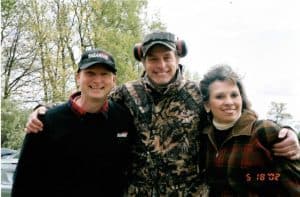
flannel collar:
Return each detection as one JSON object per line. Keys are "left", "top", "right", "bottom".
{"left": 230, "top": 110, "right": 258, "bottom": 136}
{"left": 68, "top": 91, "right": 109, "bottom": 118}
{"left": 203, "top": 110, "right": 258, "bottom": 137}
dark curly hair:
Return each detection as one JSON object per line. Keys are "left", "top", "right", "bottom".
{"left": 200, "top": 64, "right": 251, "bottom": 111}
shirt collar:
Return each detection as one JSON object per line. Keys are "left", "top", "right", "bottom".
{"left": 143, "top": 66, "right": 184, "bottom": 94}
{"left": 68, "top": 91, "right": 109, "bottom": 118}
{"left": 203, "top": 109, "right": 257, "bottom": 137}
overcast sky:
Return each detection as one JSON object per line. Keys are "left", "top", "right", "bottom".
{"left": 148, "top": 0, "right": 300, "bottom": 122}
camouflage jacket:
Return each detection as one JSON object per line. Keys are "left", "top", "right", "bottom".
{"left": 110, "top": 71, "right": 208, "bottom": 197}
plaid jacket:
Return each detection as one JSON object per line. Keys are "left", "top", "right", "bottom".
{"left": 110, "top": 70, "right": 209, "bottom": 196}
{"left": 200, "top": 110, "right": 300, "bottom": 197}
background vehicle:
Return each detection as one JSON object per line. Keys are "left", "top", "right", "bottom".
{"left": 1, "top": 150, "right": 19, "bottom": 197}
{"left": 1, "top": 148, "right": 17, "bottom": 159}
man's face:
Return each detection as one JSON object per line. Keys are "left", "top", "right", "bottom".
{"left": 76, "top": 65, "right": 116, "bottom": 102}
{"left": 143, "top": 45, "right": 179, "bottom": 85}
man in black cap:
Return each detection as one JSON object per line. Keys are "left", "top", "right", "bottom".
{"left": 12, "top": 48, "right": 135, "bottom": 197}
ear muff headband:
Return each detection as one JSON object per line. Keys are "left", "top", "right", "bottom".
{"left": 176, "top": 40, "right": 187, "bottom": 57}
{"left": 133, "top": 43, "right": 143, "bottom": 61}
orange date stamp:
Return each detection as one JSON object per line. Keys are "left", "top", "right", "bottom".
{"left": 245, "top": 172, "right": 281, "bottom": 182}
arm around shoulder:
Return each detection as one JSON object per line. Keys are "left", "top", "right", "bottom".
{"left": 254, "top": 120, "right": 300, "bottom": 196}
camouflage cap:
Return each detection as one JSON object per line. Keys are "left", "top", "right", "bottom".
{"left": 142, "top": 31, "right": 177, "bottom": 57}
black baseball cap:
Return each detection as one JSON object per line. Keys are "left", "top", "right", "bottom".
{"left": 142, "top": 31, "right": 177, "bottom": 57}
{"left": 78, "top": 49, "right": 117, "bottom": 73}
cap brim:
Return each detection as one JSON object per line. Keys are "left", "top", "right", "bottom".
{"left": 143, "top": 41, "right": 176, "bottom": 57}
{"left": 79, "top": 60, "right": 116, "bottom": 73}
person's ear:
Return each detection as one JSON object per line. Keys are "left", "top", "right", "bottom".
{"left": 112, "top": 75, "right": 117, "bottom": 85}
{"left": 175, "top": 56, "right": 180, "bottom": 65}
{"left": 204, "top": 103, "right": 210, "bottom": 113}
{"left": 75, "top": 73, "right": 81, "bottom": 90}
{"left": 76, "top": 73, "right": 80, "bottom": 83}
{"left": 141, "top": 59, "right": 148, "bottom": 71}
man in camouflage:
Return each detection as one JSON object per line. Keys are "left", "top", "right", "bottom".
{"left": 110, "top": 31, "right": 208, "bottom": 196}
{"left": 110, "top": 31, "right": 300, "bottom": 196}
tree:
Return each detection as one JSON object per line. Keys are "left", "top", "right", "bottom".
{"left": 1, "top": 0, "right": 165, "bottom": 147}
{"left": 267, "top": 102, "right": 292, "bottom": 125}
{"left": 184, "top": 68, "right": 201, "bottom": 82}
{"left": 1, "top": 0, "right": 165, "bottom": 105}
{"left": 1, "top": 100, "right": 29, "bottom": 149}
{"left": 1, "top": 0, "right": 39, "bottom": 101}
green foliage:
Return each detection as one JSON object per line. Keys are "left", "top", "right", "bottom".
{"left": 1, "top": 99, "right": 29, "bottom": 149}
{"left": 1, "top": 0, "right": 165, "bottom": 105}
{"left": 1, "top": 0, "right": 16, "bottom": 18}
{"left": 81, "top": 0, "right": 167, "bottom": 84}
{"left": 1, "top": 0, "right": 165, "bottom": 147}
{"left": 87, "top": 0, "right": 147, "bottom": 84}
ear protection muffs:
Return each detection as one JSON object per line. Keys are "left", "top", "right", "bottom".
{"left": 176, "top": 40, "right": 188, "bottom": 58}
{"left": 133, "top": 39, "right": 188, "bottom": 61}
{"left": 133, "top": 43, "right": 143, "bottom": 61}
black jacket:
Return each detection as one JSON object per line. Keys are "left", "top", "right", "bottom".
{"left": 12, "top": 100, "right": 136, "bottom": 197}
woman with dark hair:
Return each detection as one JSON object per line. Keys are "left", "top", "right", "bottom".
{"left": 199, "top": 64, "right": 300, "bottom": 196}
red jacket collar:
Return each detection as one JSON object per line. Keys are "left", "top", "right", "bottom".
{"left": 69, "top": 92, "right": 109, "bottom": 117}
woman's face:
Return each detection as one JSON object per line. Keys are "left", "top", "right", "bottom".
{"left": 205, "top": 80, "right": 242, "bottom": 124}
